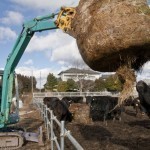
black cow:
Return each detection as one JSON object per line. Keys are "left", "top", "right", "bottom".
{"left": 71, "top": 97, "right": 83, "bottom": 103}
{"left": 61, "top": 97, "right": 73, "bottom": 108}
{"left": 123, "top": 96, "right": 142, "bottom": 116}
{"left": 123, "top": 96, "right": 134, "bottom": 106}
{"left": 61, "top": 96, "right": 83, "bottom": 105}
{"left": 86, "top": 96, "right": 123, "bottom": 124}
{"left": 132, "top": 98, "right": 143, "bottom": 116}
{"left": 43, "top": 97, "right": 59, "bottom": 109}
{"left": 86, "top": 96, "right": 93, "bottom": 106}
{"left": 43, "top": 97, "right": 73, "bottom": 122}
{"left": 136, "top": 80, "right": 150, "bottom": 117}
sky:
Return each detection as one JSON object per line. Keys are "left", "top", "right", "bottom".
{"left": 0, "top": 0, "right": 150, "bottom": 89}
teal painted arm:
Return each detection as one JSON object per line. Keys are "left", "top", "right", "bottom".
{"left": 0, "top": 13, "right": 58, "bottom": 127}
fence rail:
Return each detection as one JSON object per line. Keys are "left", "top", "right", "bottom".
{"left": 34, "top": 102, "right": 84, "bottom": 150}
{"left": 33, "top": 91, "right": 120, "bottom": 98}
{"left": 33, "top": 91, "right": 138, "bottom": 103}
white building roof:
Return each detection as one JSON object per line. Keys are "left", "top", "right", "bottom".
{"left": 58, "top": 68, "right": 100, "bottom": 75}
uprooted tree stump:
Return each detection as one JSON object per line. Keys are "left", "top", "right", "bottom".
{"left": 68, "top": 0, "right": 150, "bottom": 103}
{"left": 69, "top": 0, "right": 150, "bottom": 72}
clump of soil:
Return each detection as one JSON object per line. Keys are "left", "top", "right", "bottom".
{"left": 69, "top": 103, "right": 92, "bottom": 124}
{"left": 70, "top": 0, "right": 150, "bottom": 72}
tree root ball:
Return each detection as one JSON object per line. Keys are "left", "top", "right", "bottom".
{"left": 70, "top": 0, "right": 150, "bottom": 72}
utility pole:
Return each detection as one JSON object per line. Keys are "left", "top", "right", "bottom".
{"left": 40, "top": 71, "right": 41, "bottom": 92}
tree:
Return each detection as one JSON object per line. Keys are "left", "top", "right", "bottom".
{"left": 13, "top": 74, "right": 37, "bottom": 96}
{"left": 44, "top": 73, "right": 58, "bottom": 91}
{"left": 76, "top": 79, "right": 94, "bottom": 92}
{"left": 66, "top": 79, "right": 78, "bottom": 90}
{"left": 71, "top": 59, "right": 90, "bottom": 92}
{"left": 94, "top": 78, "right": 106, "bottom": 91}
{"left": 57, "top": 81, "right": 68, "bottom": 92}
{"left": 105, "top": 75, "right": 123, "bottom": 92}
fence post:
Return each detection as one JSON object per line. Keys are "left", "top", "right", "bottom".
{"left": 60, "top": 121, "right": 65, "bottom": 150}
{"left": 50, "top": 110, "right": 54, "bottom": 150}
{"left": 42, "top": 104, "right": 45, "bottom": 119}
{"left": 45, "top": 106, "right": 50, "bottom": 140}
{"left": 40, "top": 103, "right": 44, "bottom": 119}
{"left": 44, "top": 105, "right": 47, "bottom": 129}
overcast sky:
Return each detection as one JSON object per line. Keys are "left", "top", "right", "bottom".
{"left": 0, "top": 0, "right": 150, "bottom": 88}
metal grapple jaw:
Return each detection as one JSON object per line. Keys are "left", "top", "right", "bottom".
{"left": 55, "top": 7, "right": 76, "bottom": 32}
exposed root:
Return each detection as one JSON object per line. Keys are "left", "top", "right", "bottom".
{"left": 116, "top": 65, "right": 136, "bottom": 105}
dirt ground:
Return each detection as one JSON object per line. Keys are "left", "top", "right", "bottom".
{"left": 17, "top": 104, "right": 150, "bottom": 150}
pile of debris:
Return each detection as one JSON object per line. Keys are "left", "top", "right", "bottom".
{"left": 69, "top": 103, "right": 92, "bottom": 124}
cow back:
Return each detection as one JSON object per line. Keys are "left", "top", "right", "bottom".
{"left": 136, "top": 81, "right": 150, "bottom": 116}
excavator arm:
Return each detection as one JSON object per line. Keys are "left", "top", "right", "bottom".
{"left": 0, "top": 7, "right": 76, "bottom": 128}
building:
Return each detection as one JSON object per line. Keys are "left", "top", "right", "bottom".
{"left": 100, "top": 72, "right": 115, "bottom": 80}
{"left": 58, "top": 68, "right": 100, "bottom": 81}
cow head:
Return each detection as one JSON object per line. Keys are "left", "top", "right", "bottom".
{"left": 136, "top": 80, "right": 148, "bottom": 94}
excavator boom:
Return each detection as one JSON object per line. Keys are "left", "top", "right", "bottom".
{"left": 0, "top": 7, "right": 75, "bottom": 149}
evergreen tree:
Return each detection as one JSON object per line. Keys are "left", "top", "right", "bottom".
{"left": 105, "top": 75, "right": 123, "bottom": 92}
{"left": 45, "top": 73, "right": 58, "bottom": 91}
{"left": 66, "top": 79, "right": 78, "bottom": 90}
{"left": 57, "top": 81, "right": 68, "bottom": 92}
{"left": 13, "top": 74, "right": 37, "bottom": 95}
{"left": 94, "top": 78, "right": 106, "bottom": 91}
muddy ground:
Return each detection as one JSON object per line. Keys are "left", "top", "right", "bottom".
{"left": 17, "top": 104, "right": 150, "bottom": 150}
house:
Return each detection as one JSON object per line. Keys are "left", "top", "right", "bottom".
{"left": 100, "top": 72, "right": 115, "bottom": 80}
{"left": 58, "top": 68, "right": 100, "bottom": 81}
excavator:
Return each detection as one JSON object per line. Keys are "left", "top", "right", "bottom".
{"left": 0, "top": 7, "right": 76, "bottom": 149}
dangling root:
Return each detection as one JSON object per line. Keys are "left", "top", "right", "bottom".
{"left": 116, "top": 65, "right": 136, "bottom": 105}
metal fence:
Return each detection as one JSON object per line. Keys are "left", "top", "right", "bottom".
{"left": 33, "top": 91, "right": 139, "bottom": 102}
{"left": 33, "top": 91, "right": 120, "bottom": 103}
{"left": 34, "top": 102, "right": 84, "bottom": 150}
{"left": 33, "top": 91, "right": 120, "bottom": 98}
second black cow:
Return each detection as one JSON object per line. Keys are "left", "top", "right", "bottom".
{"left": 43, "top": 97, "right": 73, "bottom": 122}
{"left": 136, "top": 80, "right": 150, "bottom": 118}
{"left": 123, "top": 96, "right": 143, "bottom": 117}
{"left": 86, "top": 96, "right": 123, "bottom": 123}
